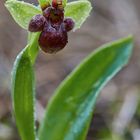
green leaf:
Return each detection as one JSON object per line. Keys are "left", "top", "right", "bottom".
{"left": 5, "top": 0, "right": 42, "bottom": 29}
{"left": 12, "top": 47, "right": 36, "bottom": 140}
{"left": 11, "top": 29, "right": 40, "bottom": 140}
{"left": 65, "top": 0, "right": 92, "bottom": 30}
{"left": 38, "top": 0, "right": 51, "bottom": 9}
{"left": 63, "top": 0, "right": 67, "bottom": 8}
{"left": 38, "top": 36, "right": 133, "bottom": 140}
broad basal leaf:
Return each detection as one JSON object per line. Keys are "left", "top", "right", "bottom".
{"left": 11, "top": 24, "right": 40, "bottom": 140}
{"left": 5, "top": 0, "right": 41, "bottom": 29}
{"left": 38, "top": 36, "right": 133, "bottom": 140}
{"left": 65, "top": 0, "right": 92, "bottom": 30}
{"left": 12, "top": 47, "right": 36, "bottom": 140}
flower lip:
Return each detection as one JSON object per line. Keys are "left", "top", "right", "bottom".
{"left": 38, "top": 23, "right": 68, "bottom": 54}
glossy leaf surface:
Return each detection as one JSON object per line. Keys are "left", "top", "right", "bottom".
{"left": 11, "top": 29, "right": 40, "bottom": 140}
{"left": 12, "top": 47, "right": 36, "bottom": 140}
{"left": 39, "top": 36, "right": 133, "bottom": 140}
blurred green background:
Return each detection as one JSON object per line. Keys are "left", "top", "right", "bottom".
{"left": 0, "top": 0, "right": 140, "bottom": 140}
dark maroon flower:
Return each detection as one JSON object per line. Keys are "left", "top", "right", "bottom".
{"left": 63, "top": 18, "right": 75, "bottom": 32}
{"left": 39, "top": 23, "right": 68, "bottom": 53}
{"left": 28, "top": 0, "right": 75, "bottom": 54}
{"left": 28, "top": 14, "right": 46, "bottom": 32}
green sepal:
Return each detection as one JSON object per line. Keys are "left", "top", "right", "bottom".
{"left": 5, "top": 0, "right": 42, "bottom": 29}
{"left": 65, "top": 0, "right": 92, "bottom": 30}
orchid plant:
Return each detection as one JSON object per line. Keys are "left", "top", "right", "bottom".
{"left": 5, "top": 0, "right": 133, "bottom": 140}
